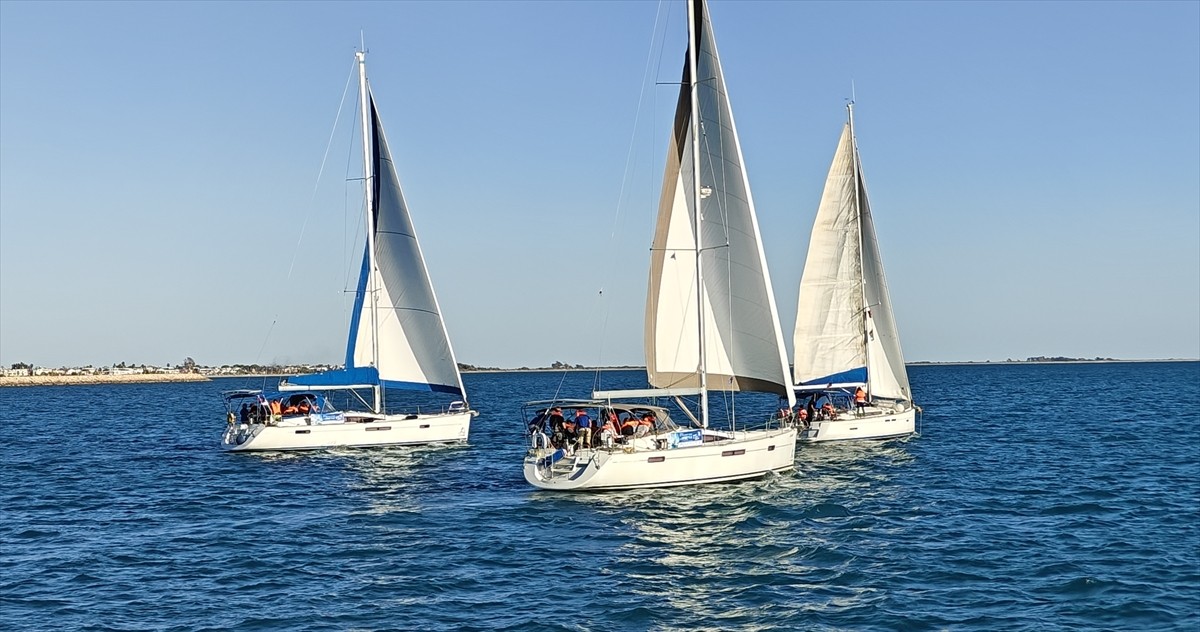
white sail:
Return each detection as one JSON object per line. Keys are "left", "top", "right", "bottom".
{"left": 645, "top": 0, "right": 793, "bottom": 399}
{"left": 346, "top": 98, "right": 465, "bottom": 396}
{"left": 859, "top": 174, "right": 910, "bottom": 400}
{"left": 792, "top": 109, "right": 909, "bottom": 401}
{"left": 287, "top": 70, "right": 465, "bottom": 399}
{"left": 522, "top": 0, "right": 797, "bottom": 489}
{"left": 224, "top": 50, "right": 475, "bottom": 452}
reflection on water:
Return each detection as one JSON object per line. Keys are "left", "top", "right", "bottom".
{"left": 525, "top": 444, "right": 913, "bottom": 623}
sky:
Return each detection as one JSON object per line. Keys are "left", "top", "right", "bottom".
{"left": 1, "top": 0, "right": 1197, "bottom": 370}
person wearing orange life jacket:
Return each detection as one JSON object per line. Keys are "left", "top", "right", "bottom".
{"left": 619, "top": 415, "right": 638, "bottom": 438}
{"left": 854, "top": 386, "right": 868, "bottom": 416}
{"left": 269, "top": 399, "right": 283, "bottom": 419}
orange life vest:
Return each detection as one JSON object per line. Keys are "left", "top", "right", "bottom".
{"left": 269, "top": 400, "right": 282, "bottom": 415}
{"left": 855, "top": 389, "right": 867, "bottom": 403}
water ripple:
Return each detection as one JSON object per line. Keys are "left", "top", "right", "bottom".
{"left": 1, "top": 363, "right": 1198, "bottom": 630}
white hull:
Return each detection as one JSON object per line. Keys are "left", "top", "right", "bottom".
{"left": 222, "top": 410, "right": 474, "bottom": 452}
{"left": 523, "top": 427, "right": 797, "bottom": 491}
{"left": 799, "top": 406, "right": 915, "bottom": 442}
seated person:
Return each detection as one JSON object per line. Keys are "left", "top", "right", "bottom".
{"left": 599, "top": 412, "right": 620, "bottom": 446}
{"left": 528, "top": 410, "right": 549, "bottom": 435}
{"left": 619, "top": 415, "right": 638, "bottom": 439}
{"left": 635, "top": 413, "right": 655, "bottom": 437}
{"left": 562, "top": 419, "right": 578, "bottom": 447}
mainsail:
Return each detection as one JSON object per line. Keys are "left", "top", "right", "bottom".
{"left": 644, "top": 0, "right": 793, "bottom": 400}
{"left": 287, "top": 90, "right": 465, "bottom": 398}
{"left": 792, "top": 109, "right": 910, "bottom": 401}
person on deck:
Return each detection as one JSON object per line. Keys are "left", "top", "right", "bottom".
{"left": 619, "top": 415, "right": 638, "bottom": 440}
{"left": 599, "top": 412, "right": 620, "bottom": 447}
{"left": 635, "top": 413, "right": 655, "bottom": 438}
{"left": 238, "top": 403, "right": 250, "bottom": 424}
{"left": 854, "top": 387, "right": 868, "bottom": 416}
{"left": 528, "top": 410, "right": 549, "bottom": 436}
{"left": 547, "top": 407, "right": 567, "bottom": 447}
{"left": 574, "top": 408, "right": 592, "bottom": 449}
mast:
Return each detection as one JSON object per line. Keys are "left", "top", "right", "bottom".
{"left": 357, "top": 50, "right": 383, "bottom": 413}
{"left": 847, "top": 101, "right": 870, "bottom": 395}
{"left": 687, "top": 0, "right": 709, "bottom": 428}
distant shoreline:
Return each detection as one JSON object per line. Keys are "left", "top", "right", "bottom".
{"left": 908, "top": 358, "right": 1197, "bottom": 366}
{"left": 2, "top": 359, "right": 1193, "bottom": 388}
{"left": 0, "top": 373, "right": 210, "bottom": 388}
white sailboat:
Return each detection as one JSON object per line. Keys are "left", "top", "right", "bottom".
{"left": 222, "top": 50, "right": 476, "bottom": 452}
{"left": 791, "top": 103, "right": 917, "bottom": 442}
{"left": 521, "top": 0, "right": 798, "bottom": 491}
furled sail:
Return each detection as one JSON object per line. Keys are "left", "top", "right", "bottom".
{"left": 645, "top": 0, "right": 793, "bottom": 398}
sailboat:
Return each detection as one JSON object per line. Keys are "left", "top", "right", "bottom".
{"left": 521, "top": 0, "right": 798, "bottom": 491}
{"left": 790, "top": 103, "right": 917, "bottom": 442}
{"left": 222, "top": 50, "right": 476, "bottom": 452}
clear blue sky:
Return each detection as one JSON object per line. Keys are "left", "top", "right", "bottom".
{"left": 2, "top": 0, "right": 1197, "bottom": 369}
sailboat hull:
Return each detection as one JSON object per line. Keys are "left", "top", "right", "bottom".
{"left": 221, "top": 410, "right": 474, "bottom": 452}
{"left": 523, "top": 427, "right": 797, "bottom": 491}
{"left": 798, "top": 406, "right": 915, "bottom": 442}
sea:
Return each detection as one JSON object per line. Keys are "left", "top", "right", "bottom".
{"left": 1, "top": 361, "right": 1197, "bottom": 631}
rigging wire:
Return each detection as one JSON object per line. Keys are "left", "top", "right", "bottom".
{"left": 252, "top": 57, "right": 358, "bottom": 366}
{"left": 286, "top": 57, "right": 359, "bottom": 282}
{"left": 591, "top": 0, "right": 671, "bottom": 394}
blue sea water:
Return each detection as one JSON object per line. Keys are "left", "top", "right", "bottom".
{"left": 1, "top": 362, "right": 1198, "bottom": 631}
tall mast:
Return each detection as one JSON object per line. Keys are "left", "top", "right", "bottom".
{"left": 357, "top": 50, "right": 382, "bottom": 413}
{"left": 847, "top": 101, "right": 870, "bottom": 394}
{"left": 687, "top": 0, "right": 709, "bottom": 428}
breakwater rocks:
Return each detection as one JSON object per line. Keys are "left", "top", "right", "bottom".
{"left": 0, "top": 373, "right": 211, "bottom": 387}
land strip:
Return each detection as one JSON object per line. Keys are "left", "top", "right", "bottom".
{"left": 0, "top": 374, "right": 211, "bottom": 387}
